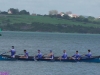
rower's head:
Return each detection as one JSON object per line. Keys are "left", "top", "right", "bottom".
{"left": 24, "top": 50, "right": 26, "bottom": 53}
{"left": 12, "top": 46, "right": 14, "bottom": 49}
{"left": 50, "top": 50, "right": 52, "bottom": 53}
{"left": 63, "top": 50, "right": 66, "bottom": 53}
{"left": 76, "top": 51, "right": 78, "bottom": 54}
{"left": 38, "top": 50, "right": 40, "bottom": 53}
{"left": 88, "top": 49, "right": 91, "bottom": 52}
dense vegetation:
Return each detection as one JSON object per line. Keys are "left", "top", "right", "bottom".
{"left": 0, "top": 8, "right": 100, "bottom": 34}
{"left": 0, "top": 15, "right": 100, "bottom": 34}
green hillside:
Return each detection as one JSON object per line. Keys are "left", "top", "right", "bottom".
{"left": 0, "top": 15, "right": 100, "bottom": 34}
{"left": 0, "top": 15, "right": 100, "bottom": 28}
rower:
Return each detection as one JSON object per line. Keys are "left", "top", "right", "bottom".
{"left": 9, "top": 46, "right": 16, "bottom": 58}
{"left": 45, "top": 50, "right": 54, "bottom": 59}
{"left": 48, "top": 50, "right": 54, "bottom": 59}
{"left": 61, "top": 50, "right": 67, "bottom": 59}
{"left": 71, "top": 51, "right": 81, "bottom": 60}
{"left": 36, "top": 50, "right": 42, "bottom": 59}
{"left": 20, "top": 50, "right": 28, "bottom": 58}
{"left": 85, "top": 49, "right": 92, "bottom": 58}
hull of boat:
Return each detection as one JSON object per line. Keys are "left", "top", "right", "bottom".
{"left": 0, "top": 55, "right": 100, "bottom": 63}
{"left": 36, "top": 58, "right": 100, "bottom": 63}
{"left": 55, "top": 58, "right": 100, "bottom": 63}
{"left": 0, "top": 55, "right": 16, "bottom": 61}
{"left": 17, "top": 58, "right": 34, "bottom": 61}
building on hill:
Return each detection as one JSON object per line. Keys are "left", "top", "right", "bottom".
{"left": 8, "top": 10, "right": 12, "bottom": 14}
{"left": 31, "top": 13, "right": 37, "bottom": 16}
{"left": 60, "top": 12, "right": 65, "bottom": 17}
{"left": 68, "top": 14, "right": 79, "bottom": 18}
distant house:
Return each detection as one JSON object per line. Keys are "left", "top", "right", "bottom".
{"left": 31, "top": 13, "right": 37, "bottom": 16}
{"left": 68, "top": 14, "right": 79, "bottom": 18}
{"left": 8, "top": 10, "right": 12, "bottom": 14}
{"left": 60, "top": 12, "right": 65, "bottom": 17}
{"left": 99, "top": 16, "right": 100, "bottom": 19}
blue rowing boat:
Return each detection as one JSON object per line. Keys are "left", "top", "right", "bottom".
{"left": 0, "top": 55, "right": 100, "bottom": 63}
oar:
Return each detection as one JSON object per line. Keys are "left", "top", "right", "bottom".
{"left": 80, "top": 54, "right": 87, "bottom": 58}
{"left": 82, "top": 54, "right": 86, "bottom": 56}
{"left": 43, "top": 54, "right": 50, "bottom": 58}
{"left": 17, "top": 51, "right": 30, "bottom": 56}
{"left": 43, "top": 54, "right": 48, "bottom": 56}
{"left": 0, "top": 51, "right": 10, "bottom": 55}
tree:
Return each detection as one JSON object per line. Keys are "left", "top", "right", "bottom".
{"left": 1, "top": 11, "right": 8, "bottom": 14}
{"left": 88, "top": 16, "right": 95, "bottom": 20}
{"left": 63, "top": 15, "right": 70, "bottom": 19}
{"left": 19, "top": 10, "right": 30, "bottom": 15}
{"left": 8, "top": 8, "right": 19, "bottom": 15}
{"left": 76, "top": 16, "right": 85, "bottom": 21}
{"left": 49, "top": 10, "right": 58, "bottom": 15}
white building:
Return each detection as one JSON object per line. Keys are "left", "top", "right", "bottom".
{"left": 8, "top": 10, "right": 12, "bottom": 14}
{"left": 68, "top": 14, "right": 79, "bottom": 18}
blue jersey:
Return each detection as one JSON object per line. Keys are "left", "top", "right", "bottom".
{"left": 85, "top": 52, "right": 92, "bottom": 58}
{"left": 37, "top": 53, "right": 42, "bottom": 59}
{"left": 73, "top": 53, "right": 81, "bottom": 59}
{"left": 24, "top": 52, "right": 28, "bottom": 58}
{"left": 62, "top": 53, "right": 67, "bottom": 59}
{"left": 11, "top": 49, "right": 16, "bottom": 57}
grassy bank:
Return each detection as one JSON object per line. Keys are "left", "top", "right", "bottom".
{"left": 0, "top": 15, "right": 100, "bottom": 28}
{"left": 0, "top": 15, "right": 100, "bottom": 34}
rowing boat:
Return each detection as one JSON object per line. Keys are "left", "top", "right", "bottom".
{"left": 0, "top": 55, "right": 100, "bottom": 63}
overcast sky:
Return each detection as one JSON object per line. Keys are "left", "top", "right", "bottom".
{"left": 0, "top": 0, "right": 100, "bottom": 17}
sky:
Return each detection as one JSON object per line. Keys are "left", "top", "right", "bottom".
{"left": 0, "top": 0, "right": 100, "bottom": 17}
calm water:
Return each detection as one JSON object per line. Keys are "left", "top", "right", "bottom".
{"left": 0, "top": 31, "right": 100, "bottom": 75}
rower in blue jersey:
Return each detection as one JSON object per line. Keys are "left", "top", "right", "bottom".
{"left": 85, "top": 50, "right": 92, "bottom": 58}
{"left": 62, "top": 50, "right": 67, "bottom": 59}
{"left": 9, "top": 46, "right": 16, "bottom": 58}
{"left": 36, "top": 50, "right": 42, "bottom": 59}
{"left": 71, "top": 51, "right": 81, "bottom": 60}
{"left": 20, "top": 50, "right": 28, "bottom": 58}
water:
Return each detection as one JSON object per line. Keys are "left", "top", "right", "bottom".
{"left": 0, "top": 31, "right": 100, "bottom": 75}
